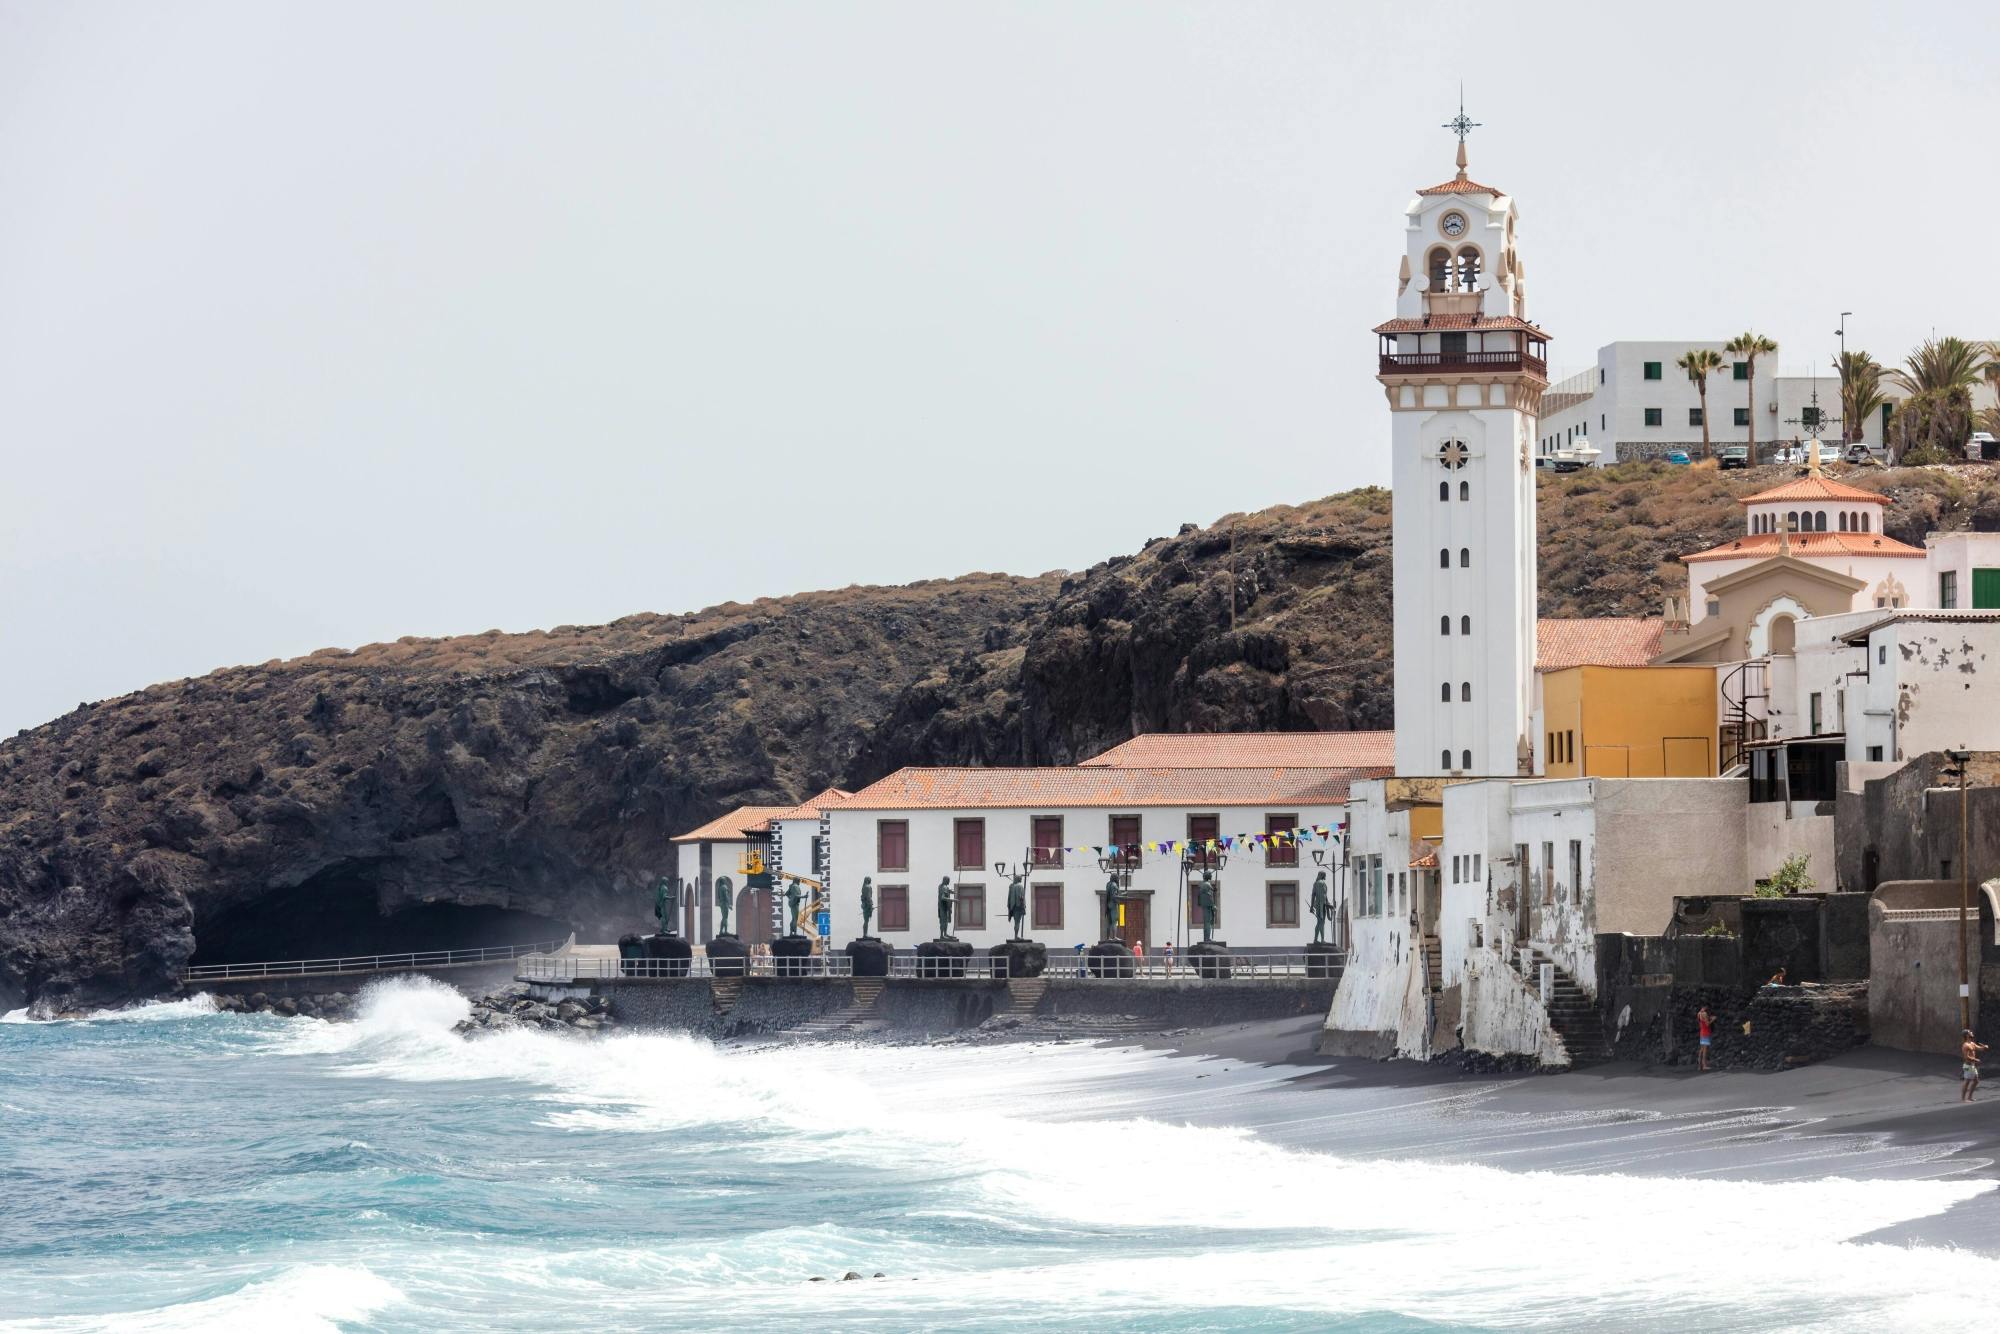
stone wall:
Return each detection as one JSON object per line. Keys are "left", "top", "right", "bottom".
{"left": 1660, "top": 983, "right": 1870, "bottom": 1069}
{"left": 1043, "top": 977, "right": 1332, "bottom": 1026}
{"left": 607, "top": 978, "right": 855, "bottom": 1038}
{"left": 1837, "top": 751, "right": 2000, "bottom": 893}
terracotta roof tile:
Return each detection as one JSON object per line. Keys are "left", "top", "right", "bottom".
{"left": 1371, "top": 314, "right": 1550, "bottom": 336}
{"left": 837, "top": 766, "right": 1378, "bottom": 811}
{"left": 1417, "top": 176, "right": 1506, "bottom": 196}
{"left": 1081, "top": 731, "right": 1394, "bottom": 769}
{"left": 1738, "top": 475, "right": 1885, "bottom": 505}
{"left": 1536, "top": 617, "right": 1664, "bottom": 671}
{"left": 1681, "top": 531, "right": 1925, "bottom": 564}
{"left": 670, "top": 804, "right": 791, "bottom": 843}
{"left": 773, "top": 788, "right": 854, "bottom": 822}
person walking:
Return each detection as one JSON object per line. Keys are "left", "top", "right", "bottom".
{"left": 1162, "top": 940, "right": 1175, "bottom": 974}
{"left": 1696, "top": 1004, "right": 1715, "bottom": 1072}
{"left": 1963, "top": 1030, "right": 1989, "bottom": 1102}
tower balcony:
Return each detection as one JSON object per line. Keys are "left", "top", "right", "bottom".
{"left": 1378, "top": 348, "right": 1545, "bottom": 376}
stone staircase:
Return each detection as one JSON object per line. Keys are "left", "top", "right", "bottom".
{"left": 781, "top": 978, "right": 887, "bottom": 1041}
{"left": 710, "top": 977, "right": 744, "bottom": 1015}
{"left": 1421, "top": 935, "right": 1443, "bottom": 993}
{"left": 1524, "top": 949, "right": 1609, "bottom": 1066}
{"left": 1001, "top": 977, "right": 1047, "bottom": 1015}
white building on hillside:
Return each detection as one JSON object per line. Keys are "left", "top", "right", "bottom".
{"left": 669, "top": 804, "right": 789, "bottom": 943}
{"left": 824, "top": 766, "right": 1358, "bottom": 951}
{"left": 1538, "top": 340, "right": 1996, "bottom": 465}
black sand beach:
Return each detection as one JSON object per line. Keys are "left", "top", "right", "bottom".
{"left": 1036, "top": 1017, "right": 2000, "bottom": 1254}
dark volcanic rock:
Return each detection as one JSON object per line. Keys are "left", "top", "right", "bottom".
{"left": 0, "top": 577, "right": 1055, "bottom": 1007}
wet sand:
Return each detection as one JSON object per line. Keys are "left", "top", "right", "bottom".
{"left": 1057, "top": 1017, "right": 2000, "bottom": 1253}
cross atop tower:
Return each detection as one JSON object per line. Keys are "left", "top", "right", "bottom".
{"left": 1441, "top": 88, "right": 1479, "bottom": 180}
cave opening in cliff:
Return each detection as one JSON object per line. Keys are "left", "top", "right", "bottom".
{"left": 189, "top": 859, "right": 574, "bottom": 965}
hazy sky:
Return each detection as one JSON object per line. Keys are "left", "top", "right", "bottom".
{"left": 4, "top": 1, "right": 1996, "bottom": 737}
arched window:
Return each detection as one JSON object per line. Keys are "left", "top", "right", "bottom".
{"left": 1439, "top": 481, "right": 1449, "bottom": 501}
{"left": 1462, "top": 749, "right": 1473, "bottom": 771}
{"left": 1440, "top": 548, "right": 1450, "bottom": 569}
{"left": 1837, "top": 511, "right": 1848, "bottom": 532}
{"left": 1441, "top": 682, "right": 1452, "bottom": 702}
{"left": 1441, "top": 615, "right": 1451, "bottom": 635}
{"left": 1815, "top": 511, "right": 1828, "bottom": 532}
{"left": 1861, "top": 512, "right": 1871, "bottom": 533}
{"left": 1442, "top": 749, "right": 1453, "bottom": 771}
{"left": 1459, "top": 548, "right": 1471, "bottom": 568}
{"left": 1427, "top": 247, "right": 1452, "bottom": 291}
{"left": 1459, "top": 480, "right": 1470, "bottom": 501}
{"left": 1461, "top": 614, "right": 1471, "bottom": 634}
{"left": 1787, "top": 510, "right": 1799, "bottom": 532}
{"left": 1461, "top": 682, "right": 1471, "bottom": 702}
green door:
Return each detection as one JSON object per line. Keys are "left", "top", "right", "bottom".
{"left": 1974, "top": 568, "right": 2000, "bottom": 610}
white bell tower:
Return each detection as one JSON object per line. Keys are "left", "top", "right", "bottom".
{"left": 1376, "top": 105, "right": 1547, "bottom": 778}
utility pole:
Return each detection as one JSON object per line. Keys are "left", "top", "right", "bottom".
{"left": 1948, "top": 749, "right": 1972, "bottom": 1031}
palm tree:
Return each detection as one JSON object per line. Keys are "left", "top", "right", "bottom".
{"left": 1837, "top": 351, "right": 1887, "bottom": 446}
{"left": 1676, "top": 348, "right": 1724, "bottom": 458}
{"left": 1890, "top": 336, "right": 1988, "bottom": 395}
{"left": 1724, "top": 331, "right": 1778, "bottom": 460}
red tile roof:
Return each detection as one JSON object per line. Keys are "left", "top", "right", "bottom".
{"left": 670, "top": 804, "right": 792, "bottom": 843}
{"left": 1536, "top": 617, "right": 1665, "bottom": 671}
{"left": 774, "top": 788, "right": 853, "bottom": 822}
{"left": 1681, "top": 531, "right": 1925, "bottom": 564}
{"left": 1371, "top": 314, "right": 1550, "bottom": 336}
{"left": 1739, "top": 475, "right": 1885, "bottom": 506}
{"left": 1417, "top": 176, "right": 1507, "bottom": 196}
{"left": 1081, "top": 731, "right": 1394, "bottom": 769}
{"left": 837, "top": 766, "right": 1373, "bottom": 811}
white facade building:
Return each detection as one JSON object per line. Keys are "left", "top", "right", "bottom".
{"left": 825, "top": 766, "right": 1353, "bottom": 951}
{"left": 1375, "top": 139, "right": 1546, "bottom": 779}
{"left": 1539, "top": 341, "right": 1996, "bottom": 465}
{"left": 669, "top": 804, "right": 791, "bottom": 943}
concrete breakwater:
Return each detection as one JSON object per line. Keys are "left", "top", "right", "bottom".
{"left": 518, "top": 975, "right": 1336, "bottom": 1043}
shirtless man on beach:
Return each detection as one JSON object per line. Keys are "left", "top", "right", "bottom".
{"left": 1963, "top": 1030, "right": 1989, "bottom": 1102}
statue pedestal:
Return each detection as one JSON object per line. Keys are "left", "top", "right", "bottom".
{"left": 1305, "top": 941, "right": 1342, "bottom": 979}
{"left": 618, "top": 934, "right": 646, "bottom": 977}
{"left": 1188, "top": 940, "right": 1233, "bottom": 979}
{"left": 845, "top": 937, "right": 890, "bottom": 977}
{"left": 771, "top": 933, "right": 815, "bottom": 977}
{"left": 1087, "top": 940, "right": 1135, "bottom": 979}
{"left": 989, "top": 939, "right": 1047, "bottom": 980}
{"left": 706, "top": 933, "right": 750, "bottom": 977}
{"left": 914, "top": 938, "right": 973, "bottom": 979}
{"left": 644, "top": 933, "right": 693, "bottom": 978}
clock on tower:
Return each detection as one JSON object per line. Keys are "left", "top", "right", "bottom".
{"left": 1374, "top": 105, "right": 1550, "bottom": 778}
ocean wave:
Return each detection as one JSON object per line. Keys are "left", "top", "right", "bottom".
{"left": 0, "top": 1263, "right": 401, "bottom": 1334}
{"left": 0, "top": 994, "right": 220, "bottom": 1025}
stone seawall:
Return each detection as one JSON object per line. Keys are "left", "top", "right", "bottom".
{"left": 605, "top": 978, "right": 856, "bottom": 1038}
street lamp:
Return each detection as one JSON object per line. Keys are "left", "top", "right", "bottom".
{"left": 1179, "top": 840, "right": 1229, "bottom": 952}
{"left": 1947, "top": 749, "right": 1972, "bottom": 1031}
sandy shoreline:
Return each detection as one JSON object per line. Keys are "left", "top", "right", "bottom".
{"left": 1044, "top": 1017, "right": 2000, "bottom": 1254}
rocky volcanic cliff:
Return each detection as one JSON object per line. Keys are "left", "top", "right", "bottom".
{"left": 5, "top": 463, "right": 1997, "bottom": 1008}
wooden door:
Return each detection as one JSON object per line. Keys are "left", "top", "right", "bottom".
{"left": 1117, "top": 896, "right": 1150, "bottom": 950}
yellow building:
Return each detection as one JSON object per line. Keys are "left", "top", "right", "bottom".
{"left": 1540, "top": 665, "right": 1718, "bottom": 778}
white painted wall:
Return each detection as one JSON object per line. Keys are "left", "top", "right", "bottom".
{"left": 1924, "top": 532, "right": 2000, "bottom": 612}
{"left": 825, "top": 801, "right": 1343, "bottom": 950}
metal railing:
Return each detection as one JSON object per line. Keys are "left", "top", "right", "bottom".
{"left": 183, "top": 939, "right": 569, "bottom": 982}
{"left": 1379, "top": 351, "right": 1546, "bottom": 377}
{"left": 518, "top": 953, "right": 855, "bottom": 982}
{"left": 1040, "top": 951, "right": 1343, "bottom": 979}
{"left": 889, "top": 954, "right": 1011, "bottom": 980}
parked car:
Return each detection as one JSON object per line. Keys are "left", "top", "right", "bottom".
{"left": 1665, "top": 451, "right": 1692, "bottom": 466}
{"left": 1970, "top": 432, "right": 1999, "bottom": 462}
{"left": 1771, "top": 444, "right": 1802, "bottom": 465}
{"left": 1718, "top": 446, "right": 1749, "bottom": 470}
{"left": 1844, "top": 443, "right": 1878, "bottom": 465}
{"left": 1817, "top": 441, "right": 1844, "bottom": 465}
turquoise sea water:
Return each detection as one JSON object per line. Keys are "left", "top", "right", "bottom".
{"left": 3, "top": 977, "right": 1996, "bottom": 1333}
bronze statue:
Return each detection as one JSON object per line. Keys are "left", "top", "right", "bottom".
{"left": 653, "top": 877, "right": 680, "bottom": 935}
{"left": 1101, "top": 875, "right": 1121, "bottom": 941}
{"left": 860, "top": 876, "right": 875, "bottom": 937}
{"left": 785, "top": 877, "right": 805, "bottom": 936}
{"left": 1310, "top": 870, "right": 1332, "bottom": 944}
{"left": 715, "top": 875, "right": 734, "bottom": 935}
{"left": 1006, "top": 873, "right": 1027, "bottom": 939}
{"left": 1196, "top": 871, "right": 1219, "bottom": 944}
{"left": 937, "top": 875, "right": 955, "bottom": 939}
